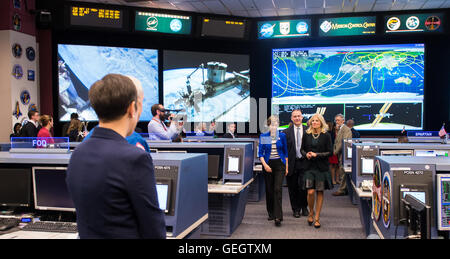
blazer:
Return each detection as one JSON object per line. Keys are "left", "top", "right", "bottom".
{"left": 66, "top": 127, "right": 166, "bottom": 239}
{"left": 283, "top": 124, "right": 307, "bottom": 176}
{"left": 20, "top": 121, "right": 40, "bottom": 138}
{"left": 300, "top": 132, "right": 332, "bottom": 172}
{"left": 258, "top": 131, "right": 288, "bottom": 165}
{"left": 222, "top": 132, "right": 235, "bottom": 139}
{"left": 333, "top": 124, "right": 353, "bottom": 157}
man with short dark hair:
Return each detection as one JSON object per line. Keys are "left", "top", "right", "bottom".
{"left": 346, "top": 119, "right": 360, "bottom": 138}
{"left": 147, "top": 104, "right": 181, "bottom": 140}
{"left": 283, "top": 109, "right": 308, "bottom": 217}
{"left": 20, "top": 110, "right": 41, "bottom": 137}
{"left": 66, "top": 74, "right": 166, "bottom": 239}
{"left": 223, "top": 123, "right": 237, "bottom": 138}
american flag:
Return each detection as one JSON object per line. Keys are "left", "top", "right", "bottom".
{"left": 439, "top": 124, "right": 447, "bottom": 138}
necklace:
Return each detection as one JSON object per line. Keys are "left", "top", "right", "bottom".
{"left": 312, "top": 132, "right": 320, "bottom": 139}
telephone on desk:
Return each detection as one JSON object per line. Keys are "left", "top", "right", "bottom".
{"left": 360, "top": 180, "right": 373, "bottom": 192}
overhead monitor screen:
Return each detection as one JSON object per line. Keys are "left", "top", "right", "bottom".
{"left": 385, "top": 13, "right": 443, "bottom": 34}
{"left": 163, "top": 50, "right": 250, "bottom": 122}
{"left": 257, "top": 19, "right": 310, "bottom": 39}
{"left": 58, "top": 44, "right": 158, "bottom": 121}
{"left": 201, "top": 18, "right": 247, "bottom": 39}
{"left": 361, "top": 158, "right": 374, "bottom": 174}
{"left": 70, "top": 6, "right": 124, "bottom": 29}
{"left": 156, "top": 184, "right": 169, "bottom": 212}
{"left": 415, "top": 150, "right": 449, "bottom": 157}
{"left": 272, "top": 44, "right": 424, "bottom": 130}
{"left": 135, "top": 11, "right": 192, "bottom": 35}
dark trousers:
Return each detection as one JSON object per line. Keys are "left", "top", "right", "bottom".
{"left": 263, "top": 159, "right": 285, "bottom": 220}
{"left": 286, "top": 159, "right": 308, "bottom": 212}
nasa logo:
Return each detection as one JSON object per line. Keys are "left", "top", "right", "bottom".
{"left": 170, "top": 19, "right": 182, "bottom": 32}
{"left": 260, "top": 23, "right": 274, "bottom": 38}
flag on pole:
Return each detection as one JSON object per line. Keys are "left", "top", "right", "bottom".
{"left": 439, "top": 123, "right": 447, "bottom": 138}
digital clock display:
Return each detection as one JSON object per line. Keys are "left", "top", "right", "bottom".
{"left": 70, "top": 6, "right": 124, "bottom": 29}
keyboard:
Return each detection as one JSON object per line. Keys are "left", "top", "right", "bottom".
{"left": 0, "top": 218, "right": 20, "bottom": 226}
{"left": 22, "top": 221, "right": 78, "bottom": 233}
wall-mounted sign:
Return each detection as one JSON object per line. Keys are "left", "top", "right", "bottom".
{"left": 70, "top": 6, "right": 124, "bottom": 29}
{"left": 201, "top": 17, "right": 247, "bottom": 39}
{"left": 258, "top": 19, "right": 310, "bottom": 39}
{"left": 13, "top": 101, "right": 22, "bottom": 119}
{"left": 26, "top": 47, "right": 35, "bottom": 61}
{"left": 319, "top": 16, "right": 376, "bottom": 36}
{"left": 12, "top": 14, "right": 21, "bottom": 31}
{"left": 27, "top": 70, "right": 35, "bottom": 81}
{"left": 20, "top": 90, "right": 31, "bottom": 105}
{"left": 12, "top": 64, "right": 23, "bottom": 79}
{"left": 385, "top": 13, "right": 443, "bottom": 33}
{"left": 12, "top": 43, "right": 22, "bottom": 58}
{"left": 135, "top": 11, "right": 192, "bottom": 35}
{"left": 13, "top": 0, "right": 21, "bottom": 9}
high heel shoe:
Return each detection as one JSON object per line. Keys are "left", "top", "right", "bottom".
{"left": 314, "top": 219, "right": 321, "bottom": 229}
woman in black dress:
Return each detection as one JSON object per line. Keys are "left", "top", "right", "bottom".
{"left": 301, "top": 113, "right": 333, "bottom": 228}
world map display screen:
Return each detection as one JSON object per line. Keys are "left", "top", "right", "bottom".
{"left": 58, "top": 44, "right": 159, "bottom": 122}
{"left": 272, "top": 44, "right": 424, "bottom": 130}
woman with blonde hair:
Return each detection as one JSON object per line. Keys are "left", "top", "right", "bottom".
{"left": 300, "top": 113, "right": 332, "bottom": 228}
{"left": 67, "top": 118, "right": 83, "bottom": 142}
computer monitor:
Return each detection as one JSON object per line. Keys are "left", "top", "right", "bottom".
{"left": 437, "top": 174, "right": 450, "bottom": 231}
{"left": 155, "top": 178, "right": 171, "bottom": 214}
{"left": 32, "top": 167, "right": 75, "bottom": 212}
{"left": 227, "top": 156, "right": 241, "bottom": 174}
{"left": 399, "top": 185, "right": 428, "bottom": 223}
{"left": 208, "top": 155, "right": 220, "bottom": 179}
{"left": 361, "top": 158, "right": 374, "bottom": 175}
{"left": 415, "top": 150, "right": 450, "bottom": 157}
{"left": 403, "top": 194, "right": 432, "bottom": 239}
{"left": 0, "top": 168, "right": 31, "bottom": 207}
{"left": 380, "top": 150, "right": 414, "bottom": 156}
{"left": 347, "top": 147, "right": 352, "bottom": 159}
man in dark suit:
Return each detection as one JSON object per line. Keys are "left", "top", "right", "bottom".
{"left": 223, "top": 123, "right": 236, "bottom": 138}
{"left": 20, "top": 110, "right": 41, "bottom": 137}
{"left": 283, "top": 109, "right": 308, "bottom": 218}
{"left": 66, "top": 74, "right": 166, "bottom": 239}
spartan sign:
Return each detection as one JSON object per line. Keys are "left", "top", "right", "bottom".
{"left": 279, "top": 22, "right": 290, "bottom": 35}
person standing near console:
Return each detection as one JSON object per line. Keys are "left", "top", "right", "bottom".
{"left": 147, "top": 104, "right": 182, "bottom": 140}
{"left": 283, "top": 109, "right": 308, "bottom": 218}
{"left": 66, "top": 74, "right": 166, "bottom": 239}
{"left": 20, "top": 110, "right": 41, "bottom": 137}
{"left": 332, "top": 114, "right": 353, "bottom": 196}
{"left": 258, "top": 116, "right": 288, "bottom": 227}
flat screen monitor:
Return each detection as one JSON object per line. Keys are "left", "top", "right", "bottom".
{"left": 380, "top": 150, "right": 414, "bottom": 156}
{"left": 155, "top": 178, "right": 171, "bottom": 213}
{"left": 0, "top": 168, "right": 31, "bottom": 207}
{"left": 201, "top": 17, "right": 247, "bottom": 39}
{"left": 361, "top": 158, "right": 374, "bottom": 174}
{"left": 58, "top": 44, "right": 158, "bottom": 121}
{"left": 33, "top": 167, "right": 75, "bottom": 212}
{"left": 208, "top": 155, "right": 220, "bottom": 179}
{"left": 415, "top": 150, "right": 449, "bottom": 157}
{"left": 347, "top": 147, "right": 352, "bottom": 159}
{"left": 437, "top": 174, "right": 450, "bottom": 231}
{"left": 272, "top": 44, "right": 424, "bottom": 130}
{"left": 163, "top": 50, "right": 250, "bottom": 122}
{"left": 403, "top": 191, "right": 426, "bottom": 204}
{"left": 227, "top": 156, "right": 240, "bottom": 174}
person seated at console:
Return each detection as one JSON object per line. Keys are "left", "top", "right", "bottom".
{"left": 147, "top": 104, "right": 182, "bottom": 141}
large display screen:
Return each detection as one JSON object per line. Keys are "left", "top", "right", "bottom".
{"left": 272, "top": 44, "right": 425, "bottom": 130}
{"left": 163, "top": 50, "right": 250, "bottom": 122}
{"left": 58, "top": 44, "right": 159, "bottom": 121}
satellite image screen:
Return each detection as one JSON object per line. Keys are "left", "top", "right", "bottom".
{"left": 164, "top": 50, "right": 250, "bottom": 122}
{"left": 272, "top": 44, "right": 424, "bottom": 130}
{"left": 58, "top": 44, "right": 159, "bottom": 121}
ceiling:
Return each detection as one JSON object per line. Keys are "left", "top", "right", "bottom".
{"left": 70, "top": 0, "right": 450, "bottom": 17}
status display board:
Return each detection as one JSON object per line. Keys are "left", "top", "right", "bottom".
{"left": 70, "top": 6, "right": 124, "bottom": 29}
{"left": 135, "top": 11, "right": 192, "bottom": 35}
{"left": 257, "top": 19, "right": 310, "bottom": 39}
{"left": 385, "top": 13, "right": 443, "bottom": 33}
{"left": 319, "top": 16, "right": 376, "bottom": 36}
{"left": 201, "top": 18, "right": 247, "bottom": 39}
